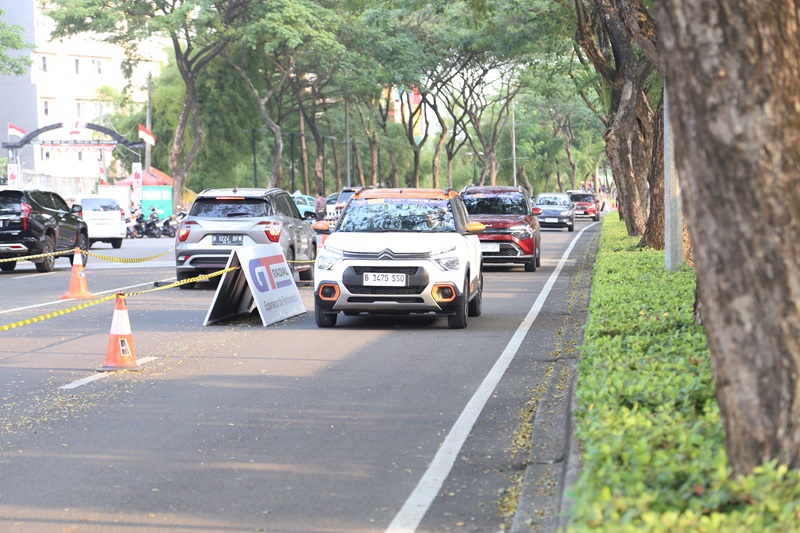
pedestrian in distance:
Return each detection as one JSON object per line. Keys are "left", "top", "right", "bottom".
{"left": 315, "top": 191, "right": 327, "bottom": 221}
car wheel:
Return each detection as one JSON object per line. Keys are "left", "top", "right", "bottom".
{"left": 536, "top": 245, "right": 541, "bottom": 267}
{"left": 593, "top": 214, "right": 600, "bottom": 221}
{"left": 468, "top": 273, "right": 483, "bottom": 317}
{"left": 177, "top": 272, "right": 196, "bottom": 290}
{"left": 525, "top": 252, "right": 537, "bottom": 272}
{"left": 568, "top": 223, "right": 574, "bottom": 232}
{"left": 111, "top": 238, "right": 123, "bottom": 249}
{"left": 35, "top": 235, "right": 56, "bottom": 273}
{"left": 299, "top": 243, "right": 316, "bottom": 281}
{"left": 0, "top": 261, "right": 16, "bottom": 272}
{"left": 315, "top": 304, "right": 337, "bottom": 327}
{"left": 448, "top": 278, "right": 469, "bottom": 329}
{"left": 69, "top": 233, "right": 89, "bottom": 266}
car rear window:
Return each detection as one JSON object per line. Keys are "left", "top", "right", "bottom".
{"left": 337, "top": 190, "right": 355, "bottom": 204}
{"left": 537, "top": 195, "right": 570, "bottom": 206}
{"left": 79, "top": 198, "right": 120, "bottom": 211}
{"left": 338, "top": 198, "right": 455, "bottom": 232}
{"left": 190, "top": 197, "right": 271, "bottom": 218}
{"left": 570, "top": 194, "right": 595, "bottom": 203}
{"left": 0, "top": 191, "right": 22, "bottom": 213}
{"left": 462, "top": 193, "right": 528, "bottom": 215}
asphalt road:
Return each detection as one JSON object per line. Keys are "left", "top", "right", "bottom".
{"left": 0, "top": 220, "right": 601, "bottom": 533}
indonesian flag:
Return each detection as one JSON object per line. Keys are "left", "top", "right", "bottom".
{"left": 138, "top": 124, "right": 156, "bottom": 146}
{"left": 8, "top": 123, "right": 25, "bottom": 138}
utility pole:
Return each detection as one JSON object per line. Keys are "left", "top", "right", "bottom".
{"left": 664, "top": 88, "right": 683, "bottom": 270}
{"left": 145, "top": 72, "right": 152, "bottom": 176}
{"left": 345, "top": 99, "right": 351, "bottom": 187}
{"left": 511, "top": 98, "right": 517, "bottom": 187}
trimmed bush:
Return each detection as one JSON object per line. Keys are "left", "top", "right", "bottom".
{"left": 568, "top": 216, "right": 800, "bottom": 532}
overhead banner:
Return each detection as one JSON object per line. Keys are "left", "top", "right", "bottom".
{"left": 204, "top": 244, "right": 306, "bottom": 327}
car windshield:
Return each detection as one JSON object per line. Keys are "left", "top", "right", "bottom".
{"left": 463, "top": 194, "right": 528, "bottom": 215}
{"left": 79, "top": 198, "right": 119, "bottom": 211}
{"left": 338, "top": 198, "right": 455, "bottom": 233}
{"left": 537, "top": 196, "right": 570, "bottom": 207}
{"left": 190, "top": 198, "right": 271, "bottom": 217}
{"left": 570, "top": 194, "right": 594, "bottom": 203}
{"left": 337, "top": 190, "right": 355, "bottom": 204}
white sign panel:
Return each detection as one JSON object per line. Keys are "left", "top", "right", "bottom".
{"left": 6, "top": 163, "right": 19, "bottom": 187}
{"left": 131, "top": 162, "right": 143, "bottom": 206}
{"left": 204, "top": 244, "right": 306, "bottom": 327}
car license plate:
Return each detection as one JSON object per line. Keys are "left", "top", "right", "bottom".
{"left": 211, "top": 234, "right": 243, "bottom": 246}
{"left": 481, "top": 242, "right": 500, "bottom": 252}
{"left": 544, "top": 218, "right": 558, "bottom": 223}
{"left": 363, "top": 272, "right": 407, "bottom": 286}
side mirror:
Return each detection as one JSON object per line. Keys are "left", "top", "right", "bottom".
{"left": 71, "top": 204, "right": 82, "bottom": 215}
{"left": 532, "top": 207, "right": 542, "bottom": 216}
{"left": 304, "top": 212, "right": 317, "bottom": 220}
{"left": 466, "top": 221, "right": 486, "bottom": 234}
{"left": 312, "top": 220, "right": 332, "bottom": 234}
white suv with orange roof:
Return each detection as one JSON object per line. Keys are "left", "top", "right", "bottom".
{"left": 311, "top": 187, "right": 485, "bottom": 329}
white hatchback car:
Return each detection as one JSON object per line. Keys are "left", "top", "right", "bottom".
{"left": 72, "top": 194, "right": 127, "bottom": 248}
{"left": 312, "top": 188, "right": 485, "bottom": 329}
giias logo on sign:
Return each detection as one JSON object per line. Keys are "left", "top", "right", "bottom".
{"left": 249, "top": 255, "right": 293, "bottom": 293}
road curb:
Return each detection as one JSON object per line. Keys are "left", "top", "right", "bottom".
{"left": 510, "top": 358, "right": 577, "bottom": 533}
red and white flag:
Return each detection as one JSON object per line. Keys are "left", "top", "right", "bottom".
{"left": 8, "top": 123, "right": 25, "bottom": 138}
{"left": 138, "top": 124, "right": 156, "bottom": 146}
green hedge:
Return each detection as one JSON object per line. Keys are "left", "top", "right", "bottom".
{"left": 568, "top": 217, "right": 800, "bottom": 532}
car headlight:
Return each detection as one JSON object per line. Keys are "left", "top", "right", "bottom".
{"left": 432, "top": 245, "right": 460, "bottom": 271}
{"left": 510, "top": 225, "right": 532, "bottom": 239}
{"left": 316, "top": 246, "right": 343, "bottom": 270}
{"left": 560, "top": 210, "right": 573, "bottom": 216}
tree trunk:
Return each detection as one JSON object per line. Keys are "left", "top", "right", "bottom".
{"left": 331, "top": 139, "right": 342, "bottom": 192}
{"left": 300, "top": 113, "right": 310, "bottom": 195}
{"left": 354, "top": 144, "right": 366, "bottom": 187}
{"left": 658, "top": 0, "right": 800, "bottom": 475}
{"left": 639, "top": 97, "right": 664, "bottom": 249}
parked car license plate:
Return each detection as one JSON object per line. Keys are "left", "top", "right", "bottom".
{"left": 481, "top": 242, "right": 500, "bottom": 252}
{"left": 544, "top": 218, "right": 558, "bottom": 223}
{"left": 363, "top": 273, "right": 407, "bottom": 286}
{"left": 211, "top": 234, "right": 243, "bottom": 245}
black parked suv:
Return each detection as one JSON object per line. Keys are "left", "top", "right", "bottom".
{"left": 0, "top": 187, "right": 89, "bottom": 272}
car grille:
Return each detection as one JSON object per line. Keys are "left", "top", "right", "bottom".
{"left": 347, "top": 296, "right": 425, "bottom": 303}
{"left": 352, "top": 266, "right": 418, "bottom": 275}
{"left": 187, "top": 256, "right": 230, "bottom": 268}
{"left": 484, "top": 243, "right": 523, "bottom": 257}
{"left": 481, "top": 228, "right": 511, "bottom": 234}
{"left": 347, "top": 286, "right": 425, "bottom": 295}
{"left": 343, "top": 250, "right": 431, "bottom": 261}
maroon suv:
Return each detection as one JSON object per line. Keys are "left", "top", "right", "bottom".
{"left": 461, "top": 186, "right": 541, "bottom": 272}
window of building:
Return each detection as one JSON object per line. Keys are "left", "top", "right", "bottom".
{"left": 77, "top": 152, "right": 83, "bottom": 162}
{"left": 92, "top": 59, "right": 102, "bottom": 75}
{"left": 43, "top": 100, "right": 49, "bottom": 116}
{"left": 41, "top": 56, "right": 47, "bottom": 72}
{"left": 75, "top": 58, "right": 79, "bottom": 74}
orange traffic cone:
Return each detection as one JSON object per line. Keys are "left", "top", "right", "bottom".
{"left": 61, "top": 248, "right": 95, "bottom": 299}
{"left": 98, "top": 293, "right": 140, "bottom": 372}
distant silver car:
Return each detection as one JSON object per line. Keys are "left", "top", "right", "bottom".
{"left": 175, "top": 187, "right": 316, "bottom": 289}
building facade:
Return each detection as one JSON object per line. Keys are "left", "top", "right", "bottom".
{"left": 0, "top": 1, "right": 166, "bottom": 194}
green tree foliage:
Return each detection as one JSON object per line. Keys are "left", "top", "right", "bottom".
{"left": 0, "top": 9, "right": 31, "bottom": 76}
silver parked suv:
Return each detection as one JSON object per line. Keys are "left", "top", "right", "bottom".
{"left": 175, "top": 187, "right": 317, "bottom": 289}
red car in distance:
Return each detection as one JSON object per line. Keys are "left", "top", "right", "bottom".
{"left": 568, "top": 191, "right": 600, "bottom": 221}
{"left": 461, "top": 186, "right": 542, "bottom": 272}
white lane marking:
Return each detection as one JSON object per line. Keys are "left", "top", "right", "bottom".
{"left": 59, "top": 357, "right": 160, "bottom": 389}
{"left": 387, "top": 222, "right": 597, "bottom": 533}
{"left": 0, "top": 279, "right": 176, "bottom": 315}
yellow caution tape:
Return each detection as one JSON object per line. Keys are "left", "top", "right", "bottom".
{"left": 0, "top": 249, "right": 73, "bottom": 263}
{"left": 83, "top": 248, "right": 175, "bottom": 264}
{"left": 0, "top": 266, "right": 239, "bottom": 333}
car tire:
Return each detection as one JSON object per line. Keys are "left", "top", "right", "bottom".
{"left": 448, "top": 278, "right": 469, "bottom": 329}
{"left": 593, "top": 214, "right": 600, "bottom": 222}
{"left": 568, "top": 223, "right": 574, "bottom": 232}
{"left": 536, "top": 245, "right": 541, "bottom": 267}
{"left": 285, "top": 246, "right": 295, "bottom": 274}
{"left": 35, "top": 235, "right": 56, "bottom": 273}
{"left": 315, "top": 304, "right": 337, "bottom": 327}
{"left": 0, "top": 261, "right": 16, "bottom": 272}
{"left": 468, "top": 274, "right": 483, "bottom": 317}
{"left": 111, "top": 238, "right": 123, "bottom": 249}
{"left": 177, "top": 272, "right": 196, "bottom": 290}
{"left": 69, "top": 233, "right": 89, "bottom": 266}
{"left": 525, "top": 253, "right": 537, "bottom": 272}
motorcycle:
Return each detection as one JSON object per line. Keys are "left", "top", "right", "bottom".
{"left": 126, "top": 211, "right": 145, "bottom": 239}
{"left": 144, "top": 211, "right": 162, "bottom": 238}
{"left": 161, "top": 215, "right": 177, "bottom": 238}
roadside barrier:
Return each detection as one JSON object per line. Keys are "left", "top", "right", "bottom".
{"left": 98, "top": 292, "right": 140, "bottom": 372}
{"left": 61, "top": 248, "right": 96, "bottom": 300}
{"left": 0, "top": 267, "right": 238, "bottom": 333}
